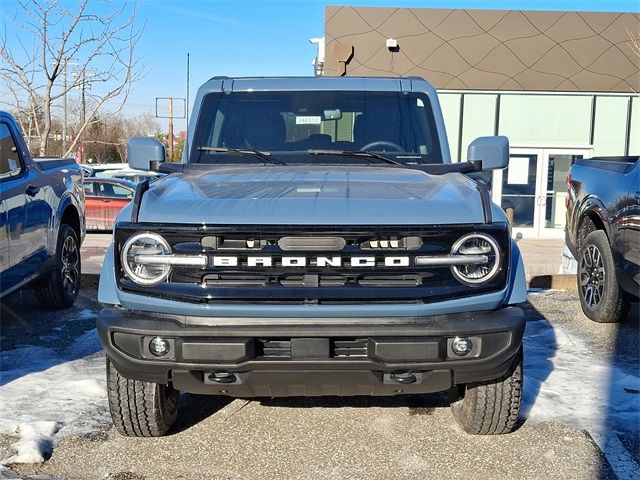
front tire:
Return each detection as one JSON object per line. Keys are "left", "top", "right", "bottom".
{"left": 577, "top": 230, "right": 629, "bottom": 323}
{"left": 35, "top": 224, "right": 80, "bottom": 309}
{"left": 106, "top": 358, "right": 180, "bottom": 437}
{"left": 449, "top": 348, "right": 523, "bottom": 435}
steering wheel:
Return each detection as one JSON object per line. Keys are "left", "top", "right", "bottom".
{"left": 360, "top": 141, "right": 403, "bottom": 152}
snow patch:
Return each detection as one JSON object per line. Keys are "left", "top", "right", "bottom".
{"left": 0, "top": 327, "right": 109, "bottom": 466}
{"left": 3, "top": 421, "right": 59, "bottom": 464}
{"left": 524, "top": 318, "right": 640, "bottom": 478}
{"left": 72, "top": 309, "right": 97, "bottom": 321}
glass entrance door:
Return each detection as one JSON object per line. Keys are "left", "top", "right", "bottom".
{"left": 492, "top": 148, "right": 592, "bottom": 238}
{"left": 540, "top": 151, "right": 586, "bottom": 236}
{"left": 499, "top": 152, "right": 539, "bottom": 232}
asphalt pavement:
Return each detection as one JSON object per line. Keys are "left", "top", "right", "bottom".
{"left": 2, "top": 286, "right": 638, "bottom": 479}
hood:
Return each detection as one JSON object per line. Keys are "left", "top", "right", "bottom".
{"left": 136, "top": 166, "right": 486, "bottom": 225}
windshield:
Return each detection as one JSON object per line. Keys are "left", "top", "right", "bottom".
{"left": 192, "top": 90, "right": 442, "bottom": 165}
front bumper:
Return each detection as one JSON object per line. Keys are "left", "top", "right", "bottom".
{"left": 98, "top": 306, "right": 524, "bottom": 397}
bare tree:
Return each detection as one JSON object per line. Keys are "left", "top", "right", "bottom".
{"left": 83, "top": 112, "right": 160, "bottom": 163}
{"left": 0, "top": 0, "right": 144, "bottom": 157}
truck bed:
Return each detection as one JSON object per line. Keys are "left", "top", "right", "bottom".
{"left": 33, "top": 157, "right": 79, "bottom": 171}
{"left": 575, "top": 156, "right": 639, "bottom": 174}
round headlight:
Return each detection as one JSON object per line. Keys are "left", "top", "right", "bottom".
{"left": 450, "top": 233, "right": 501, "bottom": 285}
{"left": 121, "top": 233, "right": 171, "bottom": 285}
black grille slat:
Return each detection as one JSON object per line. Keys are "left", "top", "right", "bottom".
{"left": 332, "top": 339, "right": 368, "bottom": 358}
{"left": 261, "top": 339, "right": 291, "bottom": 357}
{"left": 358, "top": 275, "right": 422, "bottom": 287}
{"left": 203, "top": 274, "right": 269, "bottom": 286}
{"left": 260, "top": 338, "right": 367, "bottom": 358}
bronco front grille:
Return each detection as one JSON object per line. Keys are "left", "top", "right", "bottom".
{"left": 115, "top": 224, "right": 510, "bottom": 304}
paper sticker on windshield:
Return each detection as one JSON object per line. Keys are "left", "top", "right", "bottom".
{"left": 295, "top": 116, "right": 321, "bottom": 125}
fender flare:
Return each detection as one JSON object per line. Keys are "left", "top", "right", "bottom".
{"left": 55, "top": 193, "right": 83, "bottom": 238}
{"left": 576, "top": 196, "right": 612, "bottom": 243}
{"left": 505, "top": 239, "right": 527, "bottom": 305}
{"left": 98, "top": 244, "right": 120, "bottom": 305}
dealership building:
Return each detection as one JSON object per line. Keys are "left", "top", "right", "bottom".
{"left": 318, "top": 7, "right": 640, "bottom": 238}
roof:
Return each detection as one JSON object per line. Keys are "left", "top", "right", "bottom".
{"left": 198, "top": 76, "right": 437, "bottom": 93}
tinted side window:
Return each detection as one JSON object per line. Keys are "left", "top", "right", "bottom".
{"left": 84, "top": 182, "right": 96, "bottom": 196}
{"left": 0, "top": 123, "right": 23, "bottom": 179}
{"left": 111, "top": 185, "right": 133, "bottom": 198}
{"left": 97, "top": 182, "right": 132, "bottom": 198}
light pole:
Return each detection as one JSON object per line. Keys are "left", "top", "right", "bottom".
{"left": 155, "top": 97, "right": 186, "bottom": 162}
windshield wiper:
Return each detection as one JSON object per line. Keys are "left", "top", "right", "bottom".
{"left": 197, "top": 146, "right": 286, "bottom": 165}
{"left": 307, "top": 149, "right": 406, "bottom": 167}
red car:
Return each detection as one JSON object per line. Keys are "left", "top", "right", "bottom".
{"left": 83, "top": 178, "right": 136, "bottom": 231}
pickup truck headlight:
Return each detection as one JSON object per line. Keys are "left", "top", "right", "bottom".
{"left": 121, "top": 233, "right": 172, "bottom": 285}
{"left": 450, "top": 233, "right": 501, "bottom": 285}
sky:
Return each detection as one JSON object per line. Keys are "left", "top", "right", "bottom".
{"left": 1, "top": 0, "right": 639, "bottom": 131}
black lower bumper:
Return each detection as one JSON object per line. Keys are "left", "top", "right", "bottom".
{"left": 97, "top": 306, "right": 525, "bottom": 397}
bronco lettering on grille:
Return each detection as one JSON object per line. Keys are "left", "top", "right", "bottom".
{"left": 211, "top": 256, "right": 412, "bottom": 267}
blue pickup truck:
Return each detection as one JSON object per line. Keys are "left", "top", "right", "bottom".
{"left": 0, "top": 111, "right": 85, "bottom": 308}
{"left": 97, "top": 76, "right": 526, "bottom": 437}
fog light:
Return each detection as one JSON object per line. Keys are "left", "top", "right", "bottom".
{"left": 451, "top": 337, "right": 473, "bottom": 356}
{"left": 149, "top": 337, "right": 170, "bottom": 357}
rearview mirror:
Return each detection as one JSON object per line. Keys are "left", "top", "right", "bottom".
{"left": 323, "top": 109, "right": 342, "bottom": 120}
{"left": 467, "top": 136, "right": 509, "bottom": 171}
{"left": 127, "top": 137, "right": 165, "bottom": 171}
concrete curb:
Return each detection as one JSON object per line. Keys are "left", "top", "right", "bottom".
{"left": 528, "top": 274, "right": 577, "bottom": 292}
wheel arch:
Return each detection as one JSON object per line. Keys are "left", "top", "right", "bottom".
{"left": 576, "top": 201, "right": 610, "bottom": 250}
{"left": 60, "top": 203, "right": 81, "bottom": 239}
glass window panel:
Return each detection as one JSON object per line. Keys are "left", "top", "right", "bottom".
{"left": 501, "top": 154, "right": 537, "bottom": 228}
{"left": 194, "top": 91, "right": 442, "bottom": 161}
{"left": 629, "top": 97, "right": 640, "bottom": 156}
{"left": 111, "top": 185, "right": 134, "bottom": 198}
{"left": 593, "top": 96, "right": 628, "bottom": 156}
{"left": 499, "top": 95, "right": 591, "bottom": 146}
{"left": 544, "top": 154, "right": 582, "bottom": 229}
{"left": 83, "top": 182, "right": 96, "bottom": 196}
{"left": 0, "top": 123, "right": 22, "bottom": 178}
{"left": 438, "top": 93, "right": 460, "bottom": 162}
{"left": 460, "top": 94, "right": 496, "bottom": 163}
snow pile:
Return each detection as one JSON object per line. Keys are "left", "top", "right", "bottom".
{"left": 524, "top": 317, "right": 640, "bottom": 478}
{"left": 0, "top": 311, "right": 110, "bottom": 466}
{"left": 3, "top": 421, "right": 59, "bottom": 464}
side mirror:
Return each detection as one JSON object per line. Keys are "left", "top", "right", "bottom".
{"left": 467, "top": 136, "right": 509, "bottom": 171}
{"left": 127, "top": 137, "right": 165, "bottom": 171}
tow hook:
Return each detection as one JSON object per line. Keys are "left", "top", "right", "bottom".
{"left": 208, "top": 372, "right": 237, "bottom": 384}
{"left": 389, "top": 372, "right": 417, "bottom": 384}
